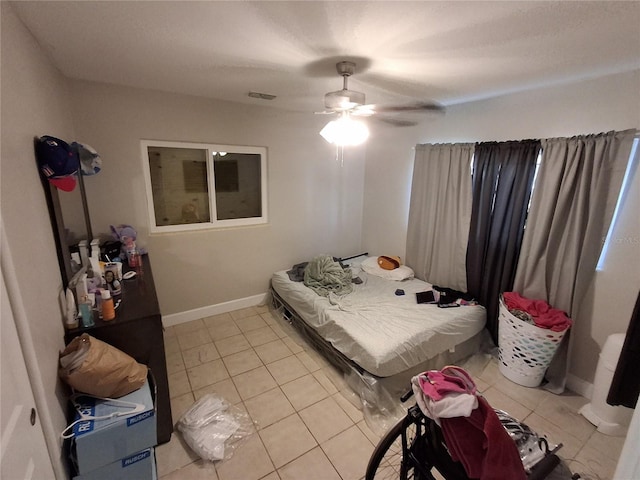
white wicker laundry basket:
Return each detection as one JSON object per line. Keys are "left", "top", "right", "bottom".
{"left": 498, "top": 295, "right": 569, "bottom": 387}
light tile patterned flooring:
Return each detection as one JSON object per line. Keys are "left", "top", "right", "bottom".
{"left": 158, "top": 305, "right": 625, "bottom": 480}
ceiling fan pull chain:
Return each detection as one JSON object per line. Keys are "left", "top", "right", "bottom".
{"left": 334, "top": 145, "right": 345, "bottom": 167}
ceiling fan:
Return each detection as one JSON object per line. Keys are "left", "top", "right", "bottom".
{"left": 316, "top": 61, "right": 444, "bottom": 126}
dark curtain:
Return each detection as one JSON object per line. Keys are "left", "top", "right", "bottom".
{"left": 466, "top": 140, "right": 540, "bottom": 344}
{"left": 608, "top": 290, "right": 640, "bottom": 409}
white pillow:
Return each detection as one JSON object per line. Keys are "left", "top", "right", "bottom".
{"left": 361, "top": 256, "right": 415, "bottom": 281}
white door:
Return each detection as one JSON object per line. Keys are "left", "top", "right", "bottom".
{"left": 1, "top": 269, "right": 55, "bottom": 479}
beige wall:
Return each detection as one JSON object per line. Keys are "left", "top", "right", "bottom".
{"left": 67, "top": 81, "right": 365, "bottom": 315}
{"left": 362, "top": 70, "right": 640, "bottom": 385}
{"left": 4, "top": 16, "right": 638, "bottom": 479}
{"left": 0, "top": 3, "right": 74, "bottom": 477}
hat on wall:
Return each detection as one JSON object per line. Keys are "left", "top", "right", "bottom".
{"left": 72, "top": 142, "right": 102, "bottom": 175}
{"left": 378, "top": 255, "right": 401, "bottom": 270}
{"left": 35, "top": 135, "right": 78, "bottom": 192}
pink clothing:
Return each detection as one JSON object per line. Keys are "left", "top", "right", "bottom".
{"left": 416, "top": 369, "right": 477, "bottom": 401}
{"left": 503, "top": 291, "right": 572, "bottom": 332}
{"left": 411, "top": 378, "right": 478, "bottom": 426}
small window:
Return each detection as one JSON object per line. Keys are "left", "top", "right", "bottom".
{"left": 141, "top": 140, "right": 267, "bottom": 233}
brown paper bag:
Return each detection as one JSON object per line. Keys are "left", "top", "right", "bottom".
{"left": 59, "top": 333, "right": 147, "bottom": 398}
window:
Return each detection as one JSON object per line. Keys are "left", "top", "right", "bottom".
{"left": 141, "top": 140, "right": 267, "bottom": 233}
{"left": 596, "top": 136, "right": 639, "bottom": 270}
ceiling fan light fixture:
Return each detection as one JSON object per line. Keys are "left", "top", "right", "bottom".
{"left": 320, "top": 113, "right": 369, "bottom": 146}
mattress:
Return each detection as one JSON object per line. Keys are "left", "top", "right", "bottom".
{"left": 271, "top": 269, "right": 486, "bottom": 377}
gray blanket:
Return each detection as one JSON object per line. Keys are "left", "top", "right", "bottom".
{"left": 303, "top": 255, "right": 353, "bottom": 297}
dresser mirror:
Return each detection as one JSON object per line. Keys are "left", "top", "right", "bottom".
{"left": 40, "top": 163, "right": 93, "bottom": 289}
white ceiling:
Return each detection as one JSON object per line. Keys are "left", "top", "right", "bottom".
{"left": 11, "top": 1, "right": 640, "bottom": 114}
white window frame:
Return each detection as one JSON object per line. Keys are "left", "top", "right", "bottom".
{"left": 140, "top": 140, "right": 268, "bottom": 233}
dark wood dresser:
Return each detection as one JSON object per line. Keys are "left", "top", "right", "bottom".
{"left": 64, "top": 254, "right": 173, "bottom": 444}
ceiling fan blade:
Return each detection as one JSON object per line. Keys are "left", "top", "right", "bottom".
{"left": 313, "top": 110, "right": 338, "bottom": 115}
{"left": 375, "top": 117, "right": 420, "bottom": 127}
{"left": 350, "top": 105, "right": 376, "bottom": 116}
{"left": 357, "top": 70, "right": 446, "bottom": 102}
{"left": 370, "top": 101, "right": 445, "bottom": 113}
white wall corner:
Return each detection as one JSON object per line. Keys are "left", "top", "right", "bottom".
{"left": 162, "top": 292, "right": 269, "bottom": 327}
{"left": 567, "top": 372, "right": 594, "bottom": 400}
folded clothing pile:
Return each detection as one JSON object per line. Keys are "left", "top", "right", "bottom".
{"left": 502, "top": 292, "right": 572, "bottom": 332}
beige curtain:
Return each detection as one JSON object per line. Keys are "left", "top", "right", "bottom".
{"left": 513, "top": 129, "right": 636, "bottom": 392}
{"left": 405, "top": 143, "right": 474, "bottom": 291}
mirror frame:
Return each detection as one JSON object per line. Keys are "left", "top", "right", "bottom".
{"left": 36, "top": 138, "right": 93, "bottom": 289}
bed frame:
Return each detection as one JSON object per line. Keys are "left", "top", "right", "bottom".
{"left": 269, "top": 280, "right": 488, "bottom": 404}
{"left": 270, "top": 284, "right": 365, "bottom": 377}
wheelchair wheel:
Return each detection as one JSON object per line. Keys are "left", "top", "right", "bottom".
{"left": 366, "top": 415, "right": 427, "bottom": 480}
{"left": 366, "top": 414, "right": 468, "bottom": 480}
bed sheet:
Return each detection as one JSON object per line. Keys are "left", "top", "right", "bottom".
{"left": 271, "top": 269, "right": 486, "bottom": 377}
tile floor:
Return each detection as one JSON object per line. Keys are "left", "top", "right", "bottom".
{"left": 158, "top": 305, "right": 626, "bottom": 480}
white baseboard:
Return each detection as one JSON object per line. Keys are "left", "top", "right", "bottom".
{"left": 567, "top": 372, "right": 594, "bottom": 400}
{"left": 162, "top": 293, "right": 268, "bottom": 328}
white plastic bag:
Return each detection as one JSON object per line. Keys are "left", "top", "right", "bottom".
{"left": 176, "top": 394, "right": 253, "bottom": 462}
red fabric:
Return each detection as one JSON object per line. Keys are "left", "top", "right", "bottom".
{"left": 440, "top": 397, "right": 526, "bottom": 480}
{"left": 503, "top": 291, "right": 572, "bottom": 332}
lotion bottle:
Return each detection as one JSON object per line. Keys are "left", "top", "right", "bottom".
{"left": 101, "top": 289, "right": 116, "bottom": 321}
{"left": 64, "top": 288, "right": 78, "bottom": 329}
{"left": 79, "top": 295, "right": 94, "bottom": 328}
